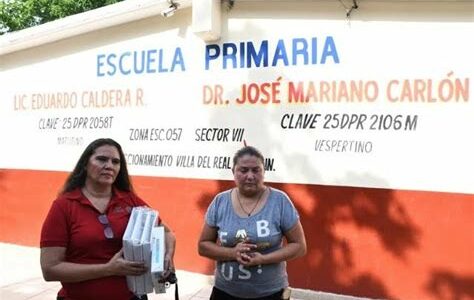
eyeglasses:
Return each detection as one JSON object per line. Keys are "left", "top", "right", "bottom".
{"left": 98, "top": 214, "right": 114, "bottom": 239}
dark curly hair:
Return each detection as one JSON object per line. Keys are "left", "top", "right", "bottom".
{"left": 61, "top": 138, "right": 133, "bottom": 194}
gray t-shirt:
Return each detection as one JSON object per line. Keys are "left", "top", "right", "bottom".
{"left": 205, "top": 187, "right": 299, "bottom": 298}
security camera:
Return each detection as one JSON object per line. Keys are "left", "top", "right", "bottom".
{"left": 161, "top": 2, "right": 179, "bottom": 17}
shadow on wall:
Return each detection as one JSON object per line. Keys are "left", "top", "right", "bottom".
{"left": 281, "top": 184, "right": 419, "bottom": 299}
{"left": 426, "top": 269, "right": 474, "bottom": 300}
{"left": 196, "top": 181, "right": 421, "bottom": 299}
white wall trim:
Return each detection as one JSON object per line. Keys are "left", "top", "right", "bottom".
{"left": 0, "top": 0, "right": 192, "bottom": 56}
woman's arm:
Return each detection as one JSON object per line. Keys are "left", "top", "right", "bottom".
{"left": 240, "top": 220, "right": 307, "bottom": 266}
{"left": 198, "top": 223, "right": 256, "bottom": 263}
{"left": 40, "top": 247, "right": 147, "bottom": 282}
{"left": 162, "top": 223, "right": 176, "bottom": 277}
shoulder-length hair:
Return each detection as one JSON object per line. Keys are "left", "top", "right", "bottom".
{"left": 61, "top": 138, "right": 133, "bottom": 194}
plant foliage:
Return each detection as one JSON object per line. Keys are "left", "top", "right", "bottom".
{"left": 0, "top": 0, "right": 123, "bottom": 34}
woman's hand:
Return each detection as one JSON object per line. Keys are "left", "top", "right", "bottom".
{"left": 105, "top": 249, "right": 147, "bottom": 276}
{"left": 238, "top": 221, "right": 307, "bottom": 266}
{"left": 161, "top": 253, "right": 175, "bottom": 279}
{"left": 234, "top": 242, "right": 257, "bottom": 264}
{"left": 162, "top": 223, "right": 176, "bottom": 279}
{"left": 239, "top": 250, "right": 265, "bottom": 266}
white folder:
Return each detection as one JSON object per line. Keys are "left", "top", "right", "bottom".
{"left": 122, "top": 206, "right": 159, "bottom": 295}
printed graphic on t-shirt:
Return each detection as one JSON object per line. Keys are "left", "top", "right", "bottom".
{"left": 219, "top": 218, "right": 276, "bottom": 281}
{"left": 208, "top": 188, "right": 297, "bottom": 295}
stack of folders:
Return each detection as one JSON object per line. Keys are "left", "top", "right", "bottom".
{"left": 123, "top": 206, "right": 166, "bottom": 296}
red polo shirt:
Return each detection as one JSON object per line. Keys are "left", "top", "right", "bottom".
{"left": 40, "top": 187, "right": 155, "bottom": 300}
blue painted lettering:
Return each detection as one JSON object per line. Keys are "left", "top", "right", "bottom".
{"left": 107, "top": 54, "right": 117, "bottom": 76}
{"left": 247, "top": 41, "right": 268, "bottom": 68}
{"left": 272, "top": 39, "right": 289, "bottom": 66}
{"left": 96, "top": 47, "right": 185, "bottom": 77}
{"left": 171, "top": 48, "right": 185, "bottom": 72}
{"left": 321, "top": 36, "right": 339, "bottom": 64}
{"left": 205, "top": 37, "right": 339, "bottom": 70}
{"left": 223, "top": 43, "right": 238, "bottom": 69}
{"left": 97, "top": 54, "right": 106, "bottom": 77}
{"left": 119, "top": 52, "right": 131, "bottom": 75}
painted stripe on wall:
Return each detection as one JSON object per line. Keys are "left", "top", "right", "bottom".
{"left": 0, "top": 169, "right": 472, "bottom": 299}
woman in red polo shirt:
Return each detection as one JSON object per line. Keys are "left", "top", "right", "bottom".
{"left": 40, "top": 138, "right": 176, "bottom": 300}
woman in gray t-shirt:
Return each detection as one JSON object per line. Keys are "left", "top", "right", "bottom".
{"left": 198, "top": 146, "right": 307, "bottom": 299}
